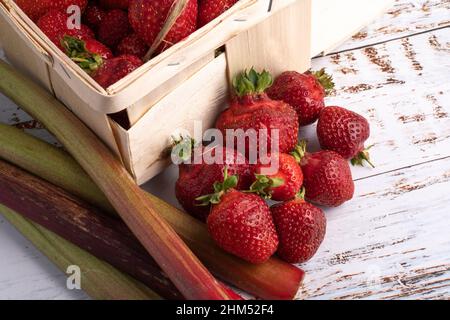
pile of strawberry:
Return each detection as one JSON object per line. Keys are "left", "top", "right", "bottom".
{"left": 15, "top": 0, "right": 238, "bottom": 88}
{"left": 175, "top": 68, "right": 373, "bottom": 265}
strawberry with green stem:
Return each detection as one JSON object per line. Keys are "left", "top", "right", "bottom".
{"left": 267, "top": 68, "right": 335, "bottom": 126}
{"left": 249, "top": 153, "right": 304, "bottom": 202}
{"left": 175, "top": 138, "right": 252, "bottom": 222}
{"left": 317, "top": 106, "right": 374, "bottom": 168}
{"left": 292, "top": 141, "right": 355, "bottom": 207}
{"left": 198, "top": 168, "right": 279, "bottom": 264}
{"left": 62, "top": 36, "right": 113, "bottom": 73}
{"left": 216, "top": 68, "right": 299, "bottom": 156}
{"left": 37, "top": 10, "right": 94, "bottom": 51}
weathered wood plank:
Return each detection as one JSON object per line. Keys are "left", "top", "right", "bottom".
{"left": 0, "top": 213, "right": 89, "bottom": 299}
{"left": 306, "top": 28, "right": 450, "bottom": 180}
{"left": 298, "top": 156, "right": 450, "bottom": 300}
{"left": 330, "top": 0, "right": 450, "bottom": 54}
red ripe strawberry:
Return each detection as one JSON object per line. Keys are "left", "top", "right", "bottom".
{"left": 82, "top": 3, "right": 106, "bottom": 31}
{"left": 317, "top": 106, "right": 374, "bottom": 167}
{"left": 216, "top": 69, "right": 299, "bottom": 157}
{"left": 129, "top": 0, "right": 198, "bottom": 53}
{"left": 116, "top": 34, "right": 149, "bottom": 59}
{"left": 37, "top": 10, "right": 94, "bottom": 50}
{"left": 197, "top": 0, "right": 238, "bottom": 27}
{"left": 271, "top": 190, "right": 327, "bottom": 263}
{"left": 93, "top": 54, "right": 142, "bottom": 88}
{"left": 292, "top": 142, "right": 355, "bottom": 207}
{"left": 99, "top": 0, "right": 130, "bottom": 9}
{"left": 267, "top": 69, "right": 335, "bottom": 126}
{"left": 175, "top": 141, "right": 252, "bottom": 221}
{"left": 250, "top": 153, "right": 303, "bottom": 202}
{"left": 16, "top": 0, "right": 88, "bottom": 22}
{"left": 97, "top": 9, "right": 131, "bottom": 49}
{"left": 62, "top": 36, "right": 113, "bottom": 73}
{"left": 199, "top": 169, "right": 279, "bottom": 264}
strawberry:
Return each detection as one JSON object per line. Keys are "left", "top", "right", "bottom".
{"left": 292, "top": 142, "right": 355, "bottom": 207}
{"left": 116, "top": 33, "right": 149, "bottom": 59}
{"left": 92, "top": 54, "right": 142, "bottom": 88}
{"left": 197, "top": 0, "right": 238, "bottom": 27}
{"left": 37, "top": 10, "right": 94, "bottom": 50}
{"left": 271, "top": 190, "right": 327, "bottom": 263}
{"left": 267, "top": 69, "right": 335, "bottom": 126}
{"left": 62, "top": 36, "right": 113, "bottom": 73}
{"left": 97, "top": 9, "right": 131, "bottom": 49}
{"left": 199, "top": 169, "right": 279, "bottom": 264}
{"left": 82, "top": 3, "right": 106, "bottom": 31}
{"left": 99, "top": 0, "right": 130, "bottom": 9}
{"left": 129, "top": 0, "right": 198, "bottom": 53}
{"left": 174, "top": 140, "right": 253, "bottom": 221}
{"left": 215, "top": 69, "right": 299, "bottom": 157}
{"left": 15, "top": 0, "right": 88, "bottom": 22}
{"left": 250, "top": 153, "right": 303, "bottom": 202}
{"left": 317, "top": 106, "right": 374, "bottom": 167}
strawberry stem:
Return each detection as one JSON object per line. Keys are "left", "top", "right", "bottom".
{"left": 295, "top": 187, "right": 306, "bottom": 200}
{"left": 311, "top": 68, "right": 335, "bottom": 95}
{"left": 196, "top": 167, "right": 238, "bottom": 205}
{"left": 233, "top": 68, "right": 273, "bottom": 97}
{"left": 61, "top": 36, "right": 103, "bottom": 73}
{"left": 291, "top": 140, "right": 308, "bottom": 163}
{"left": 248, "top": 174, "right": 284, "bottom": 199}
{"left": 351, "top": 145, "right": 375, "bottom": 168}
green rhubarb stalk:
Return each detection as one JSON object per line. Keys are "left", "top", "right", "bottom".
{"left": 0, "top": 60, "right": 232, "bottom": 300}
{"left": 0, "top": 160, "right": 184, "bottom": 300}
{"left": 0, "top": 205, "right": 160, "bottom": 300}
{"left": 0, "top": 121, "right": 304, "bottom": 300}
{"left": 0, "top": 124, "right": 115, "bottom": 215}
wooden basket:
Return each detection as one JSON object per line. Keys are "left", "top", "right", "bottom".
{"left": 0, "top": 0, "right": 311, "bottom": 184}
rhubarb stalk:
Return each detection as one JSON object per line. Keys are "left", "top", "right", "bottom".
{"left": 0, "top": 60, "right": 232, "bottom": 300}
{"left": 0, "top": 124, "right": 304, "bottom": 300}
{"left": 0, "top": 160, "right": 183, "bottom": 299}
{"left": 0, "top": 205, "right": 161, "bottom": 300}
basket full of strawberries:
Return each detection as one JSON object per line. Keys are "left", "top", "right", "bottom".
{"left": 0, "top": 0, "right": 311, "bottom": 184}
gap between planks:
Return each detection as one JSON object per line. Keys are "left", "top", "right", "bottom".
{"left": 354, "top": 155, "right": 450, "bottom": 182}
{"left": 316, "top": 25, "right": 450, "bottom": 58}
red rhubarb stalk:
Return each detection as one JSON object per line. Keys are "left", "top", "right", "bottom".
{"left": 0, "top": 123, "right": 304, "bottom": 300}
{"left": 0, "top": 160, "right": 183, "bottom": 300}
{"left": 0, "top": 60, "right": 232, "bottom": 300}
{"left": 0, "top": 205, "right": 161, "bottom": 300}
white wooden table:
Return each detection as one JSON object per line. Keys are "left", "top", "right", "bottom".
{"left": 0, "top": 0, "right": 449, "bottom": 299}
